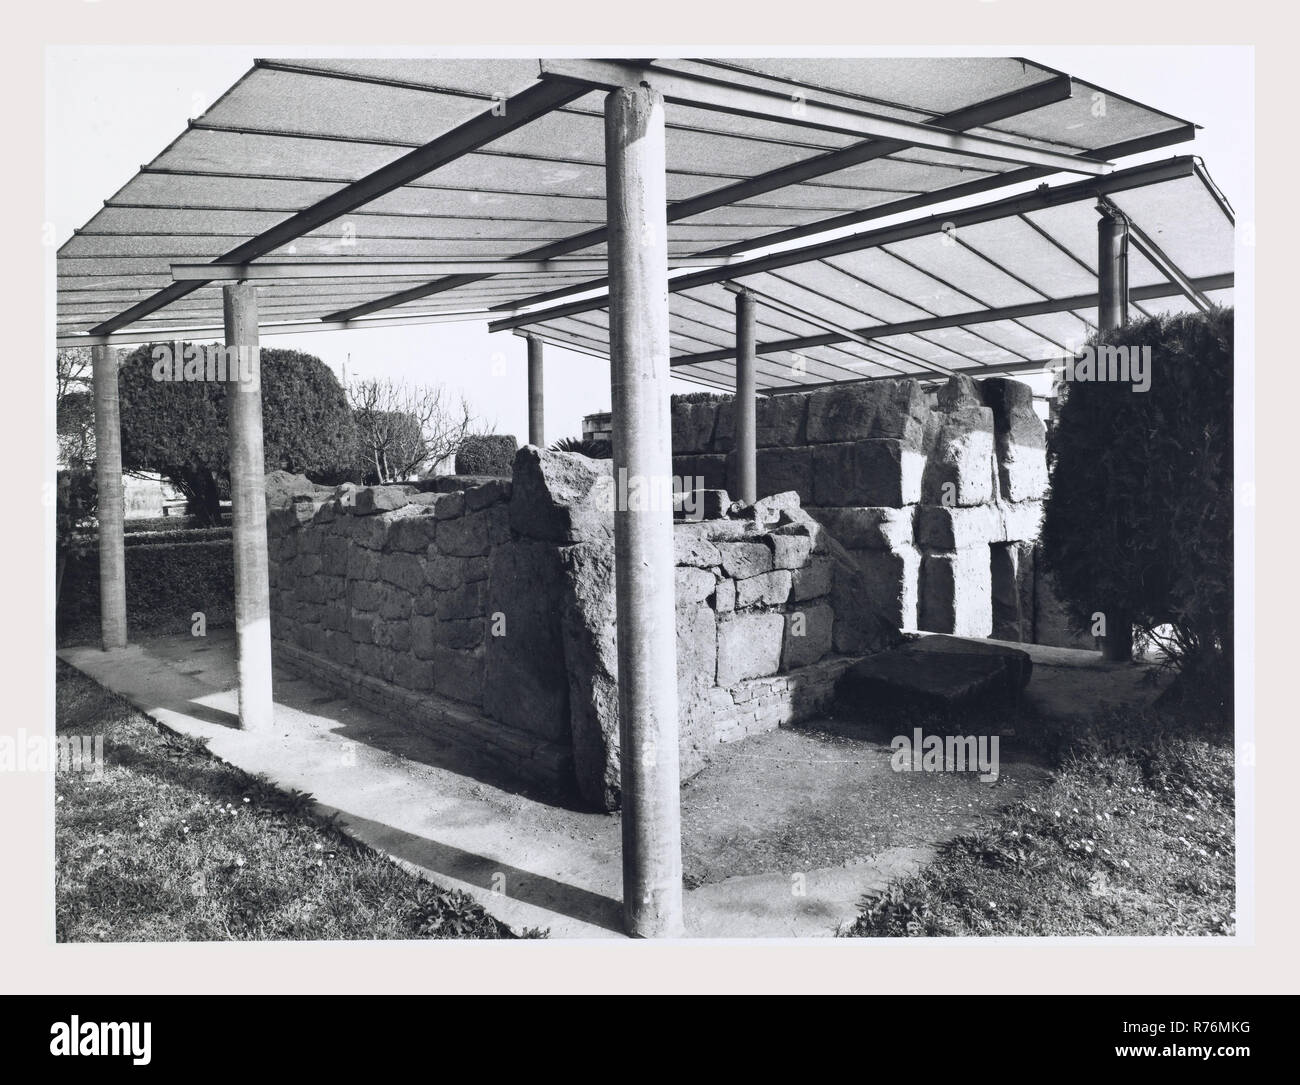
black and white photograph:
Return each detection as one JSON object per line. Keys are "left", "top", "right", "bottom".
{"left": 1, "top": 0, "right": 1287, "bottom": 1036}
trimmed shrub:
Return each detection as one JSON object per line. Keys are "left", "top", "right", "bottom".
{"left": 1040, "top": 307, "right": 1233, "bottom": 715}
{"left": 58, "top": 539, "right": 234, "bottom": 644}
{"left": 454, "top": 433, "right": 518, "bottom": 476}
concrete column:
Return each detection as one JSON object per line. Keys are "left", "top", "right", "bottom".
{"left": 526, "top": 334, "right": 545, "bottom": 447}
{"left": 734, "top": 290, "right": 758, "bottom": 504}
{"left": 223, "top": 283, "right": 274, "bottom": 729}
{"left": 91, "top": 344, "right": 127, "bottom": 650}
{"left": 1097, "top": 204, "right": 1133, "bottom": 662}
{"left": 604, "top": 82, "right": 684, "bottom": 938}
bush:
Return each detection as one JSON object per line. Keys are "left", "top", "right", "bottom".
{"left": 454, "top": 434, "right": 517, "bottom": 476}
{"left": 118, "top": 344, "right": 358, "bottom": 525}
{"left": 56, "top": 469, "right": 97, "bottom": 558}
{"left": 58, "top": 538, "right": 234, "bottom": 644}
{"left": 1040, "top": 307, "right": 1233, "bottom": 714}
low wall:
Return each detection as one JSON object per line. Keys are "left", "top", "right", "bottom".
{"left": 266, "top": 452, "right": 897, "bottom": 810}
{"left": 671, "top": 374, "right": 1069, "bottom": 644}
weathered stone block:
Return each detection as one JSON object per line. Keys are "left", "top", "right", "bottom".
{"left": 713, "top": 576, "right": 736, "bottom": 613}
{"left": 981, "top": 377, "right": 1049, "bottom": 502}
{"left": 805, "top": 379, "right": 928, "bottom": 448}
{"left": 381, "top": 552, "right": 426, "bottom": 594}
{"left": 674, "top": 522, "right": 723, "bottom": 568}
{"left": 811, "top": 506, "right": 913, "bottom": 550}
{"left": 434, "top": 491, "right": 465, "bottom": 520}
{"left": 673, "top": 487, "right": 730, "bottom": 522}
{"left": 353, "top": 485, "right": 416, "bottom": 515}
{"left": 676, "top": 566, "right": 716, "bottom": 605}
{"left": 812, "top": 440, "right": 924, "bottom": 507}
{"left": 936, "top": 373, "right": 983, "bottom": 411}
{"left": 999, "top": 499, "right": 1044, "bottom": 543}
{"left": 674, "top": 452, "right": 730, "bottom": 493}
{"left": 434, "top": 580, "right": 486, "bottom": 621}
{"left": 719, "top": 540, "right": 773, "bottom": 579}
{"left": 921, "top": 405, "right": 996, "bottom": 507}
{"left": 374, "top": 618, "right": 410, "bottom": 653}
{"left": 755, "top": 445, "right": 814, "bottom": 499}
{"left": 756, "top": 393, "right": 808, "bottom": 447}
{"left": 712, "top": 398, "right": 735, "bottom": 453}
{"left": 380, "top": 590, "right": 411, "bottom": 622}
{"left": 464, "top": 478, "right": 511, "bottom": 511}
{"left": 671, "top": 399, "right": 719, "bottom": 454}
{"left": 432, "top": 645, "right": 485, "bottom": 707}
{"left": 716, "top": 611, "right": 785, "bottom": 686}
{"left": 509, "top": 446, "right": 614, "bottom": 544}
{"left": 771, "top": 529, "right": 815, "bottom": 569}
{"left": 735, "top": 569, "right": 792, "bottom": 609}
{"left": 411, "top": 615, "right": 438, "bottom": 660}
{"left": 845, "top": 545, "right": 919, "bottom": 630}
{"left": 556, "top": 540, "right": 620, "bottom": 809}
{"left": 782, "top": 603, "right": 833, "bottom": 669}
{"left": 991, "top": 541, "right": 1036, "bottom": 642}
{"left": 349, "top": 580, "right": 387, "bottom": 614}
{"left": 791, "top": 555, "right": 833, "bottom": 601}
{"left": 916, "top": 504, "right": 1003, "bottom": 550}
{"left": 425, "top": 550, "right": 466, "bottom": 591}
{"left": 483, "top": 540, "right": 570, "bottom": 741}
{"left": 437, "top": 617, "right": 485, "bottom": 650}
{"left": 436, "top": 510, "right": 490, "bottom": 557}
{"left": 348, "top": 612, "right": 378, "bottom": 645}
{"left": 391, "top": 655, "right": 435, "bottom": 692}
{"left": 677, "top": 602, "right": 720, "bottom": 765}
{"left": 919, "top": 548, "right": 992, "bottom": 637}
{"left": 387, "top": 512, "right": 438, "bottom": 553}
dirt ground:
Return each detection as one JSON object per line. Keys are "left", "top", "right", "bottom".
{"left": 680, "top": 716, "right": 1051, "bottom": 888}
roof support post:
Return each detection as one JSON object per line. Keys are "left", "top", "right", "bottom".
{"left": 526, "top": 334, "right": 545, "bottom": 448}
{"left": 605, "top": 82, "right": 684, "bottom": 938}
{"left": 733, "top": 290, "right": 758, "bottom": 504}
{"left": 1096, "top": 202, "right": 1133, "bottom": 662}
{"left": 1097, "top": 201, "right": 1130, "bottom": 335}
{"left": 91, "top": 344, "right": 127, "bottom": 650}
{"left": 223, "top": 282, "right": 275, "bottom": 728}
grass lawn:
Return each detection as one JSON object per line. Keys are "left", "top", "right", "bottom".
{"left": 842, "top": 708, "right": 1235, "bottom": 937}
{"left": 55, "top": 661, "right": 538, "bottom": 941}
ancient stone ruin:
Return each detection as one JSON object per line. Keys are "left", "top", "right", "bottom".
{"left": 265, "top": 450, "right": 898, "bottom": 812}
{"left": 264, "top": 374, "right": 1071, "bottom": 811}
{"left": 671, "top": 374, "right": 1062, "bottom": 644}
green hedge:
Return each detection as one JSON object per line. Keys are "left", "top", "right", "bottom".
{"left": 454, "top": 434, "right": 518, "bottom": 476}
{"left": 59, "top": 538, "right": 234, "bottom": 644}
{"left": 1040, "top": 307, "right": 1233, "bottom": 713}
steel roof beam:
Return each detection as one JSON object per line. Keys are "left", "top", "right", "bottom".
{"left": 661, "top": 274, "right": 1233, "bottom": 366}
{"left": 491, "top": 124, "right": 1197, "bottom": 314}
{"left": 489, "top": 156, "right": 1204, "bottom": 334}
{"left": 540, "top": 60, "right": 1112, "bottom": 176}
{"left": 170, "top": 257, "right": 726, "bottom": 281}
{"left": 61, "top": 308, "right": 508, "bottom": 348}
{"left": 87, "top": 78, "right": 589, "bottom": 336}
{"left": 328, "top": 74, "right": 1076, "bottom": 323}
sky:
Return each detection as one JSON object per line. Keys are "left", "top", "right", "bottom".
{"left": 46, "top": 46, "right": 1253, "bottom": 440}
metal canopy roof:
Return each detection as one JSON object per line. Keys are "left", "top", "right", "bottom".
{"left": 57, "top": 55, "right": 1214, "bottom": 379}
{"left": 503, "top": 157, "right": 1235, "bottom": 391}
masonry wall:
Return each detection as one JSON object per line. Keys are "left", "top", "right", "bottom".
{"left": 265, "top": 451, "right": 896, "bottom": 811}
{"left": 671, "top": 375, "right": 1056, "bottom": 644}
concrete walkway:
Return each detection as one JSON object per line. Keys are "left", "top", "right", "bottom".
{"left": 59, "top": 631, "right": 1160, "bottom": 939}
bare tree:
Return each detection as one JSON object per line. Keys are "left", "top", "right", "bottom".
{"left": 346, "top": 378, "right": 481, "bottom": 483}
{"left": 56, "top": 347, "right": 95, "bottom": 468}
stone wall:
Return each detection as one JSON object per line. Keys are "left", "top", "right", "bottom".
{"left": 265, "top": 452, "right": 897, "bottom": 811}
{"left": 671, "top": 374, "right": 1052, "bottom": 643}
